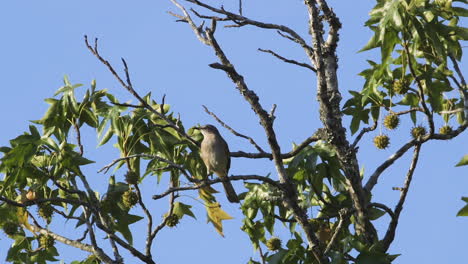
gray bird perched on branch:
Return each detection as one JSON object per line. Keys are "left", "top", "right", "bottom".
{"left": 195, "top": 124, "right": 239, "bottom": 203}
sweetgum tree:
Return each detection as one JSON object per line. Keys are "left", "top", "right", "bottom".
{"left": 1, "top": 0, "right": 467, "bottom": 263}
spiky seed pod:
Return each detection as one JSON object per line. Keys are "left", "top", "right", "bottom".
{"left": 39, "top": 234, "right": 55, "bottom": 249}
{"left": 373, "top": 135, "right": 390, "bottom": 149}
{"left": 439, "top": 125, "right": 453, "bottom": 135}
{"left": 165, "top": 214, "right": 180, "bottom": 228}
{"left": 3, "top": 222, "right": 19, "bottom": 237}
{"left": 411, "top": 126, "right": 427, "bottom": 139}
{"left": 383, "top": 114, "right": 400, "bottom": 130}
{"left": 266, "top": 237, "right": 282, "bottom": 251}
{"left": 122, "top": 190, "right": 138, "bottom": 209}
{"left": 125, "top": 171, "right": 139, "bottom": 185}
{"left": 393, "top": 79, "right": 409, "bottom": 95}
{"left": 38, "top": 205, "right": 54, "bottom": 223}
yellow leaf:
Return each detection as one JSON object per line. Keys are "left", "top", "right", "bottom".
{"left": 17, "top": 207, "right": 34, "bottom": 233}
{"left": 206, "top": 202, "right": 233, "bottom": 237}
{"left": 199, "top": 186, "right": 218, "bottom": 203}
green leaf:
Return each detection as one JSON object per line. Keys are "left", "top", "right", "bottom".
{"left": 268, "top": 249, "right": 287, "bottom": 264}
{"left": 173, "top": 202, "right": 196, "bottom": 219}
{"left": 457, "top": 204, "right": 468, "bottom": 216}
{"left": 355, "top": 251, "right": 391, "bottom": 264}
{"left": 455, "top": 154, "right": 468, "bottom": 166}
{"left": 368, "top": 207, "right": 386, "bottom": 220}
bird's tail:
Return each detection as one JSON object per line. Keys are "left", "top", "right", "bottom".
{"left": 222, "top": 180, "right": 239, "bottom": 203}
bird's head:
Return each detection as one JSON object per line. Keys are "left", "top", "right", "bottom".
{"left": 194, "top": 124, "right": 220, "bottom": 136}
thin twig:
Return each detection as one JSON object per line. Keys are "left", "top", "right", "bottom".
{"left": 404, "top": 42, "right": 434, "bottom": 134}
{"left": 351, "top": 120, "right": 377, "bottom": 149}
{"left": 324, "top": 208, "right": 349, "bottom": 254}
{"left": 238, "top": 0, "right": 243, "bottom": 16}
{"left": 202, "top": 105, "right": 266, "bottom": 153}
{"left": 258, "top": 48, "right": 316, "bottom": 72}
{"left": 365, "top": 140, "right": 416, "bottom": 192}
{"left": 98, "top": 153, "right": 196, "bottom": 183}
{"left": 84, "top": 35, "right": 199, "bottom": 147}
{"left": 258, "top": 246, "right": 267, "bottom": 264}
{"left": 382, "top": 144, "right": 421, "bottom": 250}
{"left": 74, "top": 122, "right": 84, "bottom": 156}
{"left": 230, "top": 133, "right": 321, "bottom": 159}
{"left": 152, "top": 174, "right": 281, "bottom": 200}
{"left": 439, "top": 108, "right": 464, "bottom": 114}
{"left": 184, "top": 0, "right": 315, "bottom": 63}
{"left": 150, "top": 180, "right": 177, "bottom": 240}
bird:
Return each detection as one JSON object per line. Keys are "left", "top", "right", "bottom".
{"left": 195, "top": 124, "right": 239, "bottom": 203}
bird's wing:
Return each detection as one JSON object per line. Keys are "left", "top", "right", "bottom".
{"left": 221, "top": 137, "right": 230, "bottom": 174}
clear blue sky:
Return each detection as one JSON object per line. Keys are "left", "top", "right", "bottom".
{"left": 0, "top": 1, "right": 467, "bottom": 263}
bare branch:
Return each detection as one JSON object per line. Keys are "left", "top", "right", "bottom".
{"left": 184, "top": 0, "right": 315, "bottom": 63}
{"left": 365, "top": 140, "right": 416, "bottom": 192}
{"left": 238, "top": 0, "right": 243, "bottom": 16}
{"left": 258, "top": 246, "right": 267, "bottom": 264}
{"left": 258, "top": 48, "right": 316, "bottom": 72}
{"left": 95, "top": 222, "right": 156, "bottom": 264}
{"left": 150, "top": 180, "right": 177, "bottom": 241}
{"left": 324, "top": 208, "right": 349, "bottom": 254}
{"left": 449, "top": 55, "right": 467, "bottom": 88}
{"left": 449, "top": 55, "right": 468, "bottom": 120}
{"left": 306, "top": 0, "right": 375, "bottom": 243}
{"left": 230, "top": 133, "right": 321, "bottom": 160}
{"left": 74, "top": 122, "right": 84, "bottom": 156}
{"left": 152, "top": 174, "right": 282, "bottom": 200}
{"left": 132, "top": 184, "right": 154, "bottom": 257}
{"left": 316, "top": 0, "right": 342, "bottom": 51}
{"left": 0, "top": 196, "right": 90, "bottom": 208}
{"left": 169, "top": 0, "right": 210, "bottom": 45}
{"left": 382, "top": 144, "right": 421, "bottom": 250}
{"left": 389, "top": 107, "right": 423, "bottom": 116}
{"left": 84, "top": 35, "right": 199, "bottom": 147}
{"left": 439, "top": 108, "right": 464, "bottom": 114}
{"left": 351, "top": 120, "right": 377, "bottom": 149}
{"left": 202, "top": 105, "right": 266, "bottom": 153}
{"left": 404, "top": 42, "right": 434, "bottom": 134}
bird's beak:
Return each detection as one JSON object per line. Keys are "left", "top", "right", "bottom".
{"left": 193, "top": 126, "right": 201, "bottom": 130}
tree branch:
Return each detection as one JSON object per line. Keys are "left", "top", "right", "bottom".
{"left": 152, "top": 174, "right": 282, "bottom": 200}
{"left": 258, "top": 48, "right": 316, "bottom": 72}
{"left": 84, "top": 35, "right": 199, "bottom": 147}
{"left": 351, "top": 119, "right": 377, "bottom": 149}
{"left": 305, "top": 0, "right": 375, "bottom": 243}
{"left": 183, "top": 0, "right": 315, "bottom": 63}
{"left": 365, "top": 140, "right": 416, "bottom": 192}
{"left": 382, "top": 144, "right": 421, "bottom": 250}
{"left": 230, "top": 133, "right": 320, "bottom": 159}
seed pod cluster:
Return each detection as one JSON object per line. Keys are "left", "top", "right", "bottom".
{"left": 373, "top": 135, "right": 390, "bottom": 149}
{"left": 411, "top": 126, "right": 427, "bottom": 139}
{"left": 125, "top": 171, "right": 139, "bottom": 185}
{"left": 383, "top": 114, "right": 400, "bottom": 130}
{"left": 165, "top": 214, "right": 180, "bottom": 228}
{"left": 39, "top": 234, "right": 55, "bottom": 249}
{"left": 38, "top": 205, "right": 54, "bottom": 224}
{"left": 122, "top": 190, "right": 139, "bottom": 209}
{"left": 266, "top": 237, "right": 282, "bottom": 251}
{"left": 439, "top": 125, "right": 453, "bottom": 135}
{"left": 393, "top": 79, "right": 409, "bottom": 95}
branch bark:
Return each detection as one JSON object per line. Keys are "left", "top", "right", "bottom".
{"left": 382, "top": 144, "right": 421, "bottom": 250}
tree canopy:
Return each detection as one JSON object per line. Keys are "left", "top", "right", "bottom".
{"left": 0, "top": 0, "right": 467, "bottom": 263}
